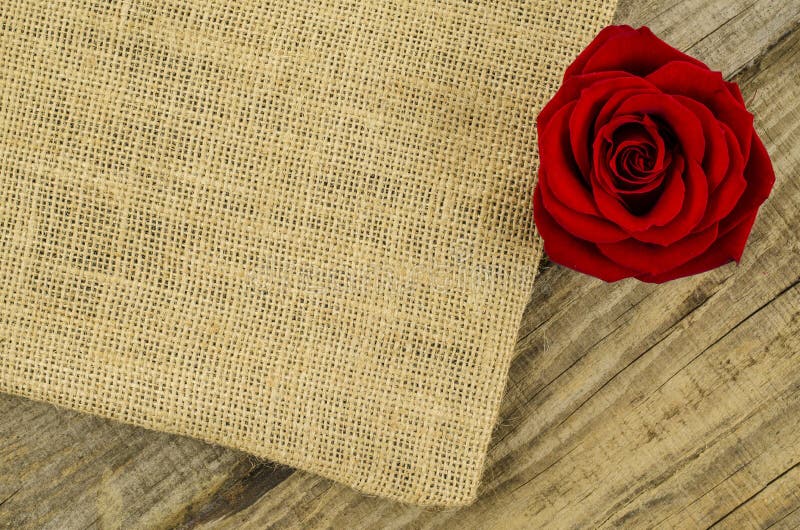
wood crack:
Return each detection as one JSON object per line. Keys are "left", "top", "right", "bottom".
{"left": 765, "top": 502, "right": 800, "bottom": 529}
{"left": 0, "top": 487, "right": 21, "bottom": 508}
{"left": 651, "top": 277, "right": 800, "bottom": 397}
{"left": 706, "top": 461, "right": 800, "bottom": 528}
{"left": 682, "top": 1, "right": 759, "bottom": 54}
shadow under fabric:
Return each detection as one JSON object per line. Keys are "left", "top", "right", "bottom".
{"left": 0, "top": 0, "right": 616, "bottom": 505}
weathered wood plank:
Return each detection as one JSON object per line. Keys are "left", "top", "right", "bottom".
{"left": 1, "top": 1, "right": 799, "bottom": 528}
{"left": 0, "top": 395, "right": 244, "bottom": 529}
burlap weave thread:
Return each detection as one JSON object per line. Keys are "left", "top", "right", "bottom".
{"left": 0, "top": 0, "right": 616, "bottom": 505}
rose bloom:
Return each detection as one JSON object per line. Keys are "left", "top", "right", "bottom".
{"left": 533, "top": 25, "right": 775, "bottom": 283}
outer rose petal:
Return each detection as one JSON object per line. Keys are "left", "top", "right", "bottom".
{"left": 564, "top": 25, "right": 637, "bottom": 78}
{"left": 697, "top": 125, "right": 746, "bottom": 230}
{"left": 726, "top": 81, "right": 746, "bottom": 105}
{"left": 719, "top": 134, "right": 775, "bottom": 231}
{"left": 718, "top": 210, "right": 760, "bottom": 262}
{"left": 538, "top": 169, "right": 629, "bottom": 243}
{"left": 647, "top": 61, "right": 754, "bottom": 159}
{"left": 533, "top": 187, "right": 637, "bottom": 282}
{"left": 578, "top": 27, "right": 708, "bottom": 77}
{"left": 597, "top": 223, "right": 719, "bottom": 276}
{"left": 538, "top": 102, "right": 598, "bottom": 215}
{"left": 538, "top": 71, "right": 625, "bottom": 129}
{"left": 637, "top": 211, "right": 757, "bottom": 283}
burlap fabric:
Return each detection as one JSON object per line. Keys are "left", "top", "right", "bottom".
{"left": 0, "top": 0, "right": 616, "bottom": 505}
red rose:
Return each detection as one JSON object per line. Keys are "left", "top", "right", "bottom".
{"left": 533, "top": 25, "right": 775, "bottom": 283}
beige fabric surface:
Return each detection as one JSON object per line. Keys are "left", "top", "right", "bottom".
{"left": 0, "top": 0, "right": 616, "bottom": 505}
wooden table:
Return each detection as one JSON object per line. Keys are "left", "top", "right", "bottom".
{"left": 2, "top": 1, "right": 799, "bottom": 527}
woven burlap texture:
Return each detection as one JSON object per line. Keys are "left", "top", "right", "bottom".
{"left": 0, "top": 0, "right": 616, "bottom": 505}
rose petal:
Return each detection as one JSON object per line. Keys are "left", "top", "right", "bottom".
{"left": 647, "top": 61, "right": 754, "bottom": 159}
{"left": 611, "top": 92, "right": 706, "bottom": 163}
{"left": 636, "top": 211, "right": 756, "bottom": 282}
{"left": 533, "top": 188, "right": 637, "bottom": 282}
{"left": 594, "top": 86, "right": 660, "bottom": 134}
{"left": 597, "top": 223, "right": 719, "bottom": 275}
{"left": 718, "top": 133, "right": 775, "bottom": 232}
{"left": 629, "top": 158, "right": 709, "bottom": 246}
{"left": 719, "top": 210, "right": 759, "bottom": 262}
{"left": 725, "top": 81, "right": 746, "bottom": 106}
{"left": 538, "top": 71, "right": 626, "bottom": 129}
{"left": 592, "top": 154, "right": 686, "bottom": 232}
{"left": 697, "top": 125, "right": 747, "bottom": 229}
{"left": 635, "top": 242, "right": 729, "bottom": 282}
{"left": 568, "top": 76, "right": 658, "bottom": 176}
{"left": 580, "top": 27, "right": 708, "bottom": 76}
{"left": 538, "top": 102, "right": 598, "bottom": 215}
{"left": 564, "top": 25, "right": 638, "bottom": 78}
{"left": 537, "top": 171, "right": 629, "bottom": 243}
{"left": 672, "top": 95, "right": 730, "bottom": 190}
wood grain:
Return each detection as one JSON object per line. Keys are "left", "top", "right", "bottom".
{"left": 2, "top": 1, "right": 799, "bottom": 528}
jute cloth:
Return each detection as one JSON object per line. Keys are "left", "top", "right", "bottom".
{"left": 0, "top": 0, "right": 616, "bottom": 505}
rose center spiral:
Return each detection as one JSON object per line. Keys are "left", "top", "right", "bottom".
{"left": 595, "top": 114, "right": 676, "bottom": 215}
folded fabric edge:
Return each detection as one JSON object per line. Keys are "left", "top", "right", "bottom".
{"left": 0, "top": 236, "right": 543, "bottom": 508}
